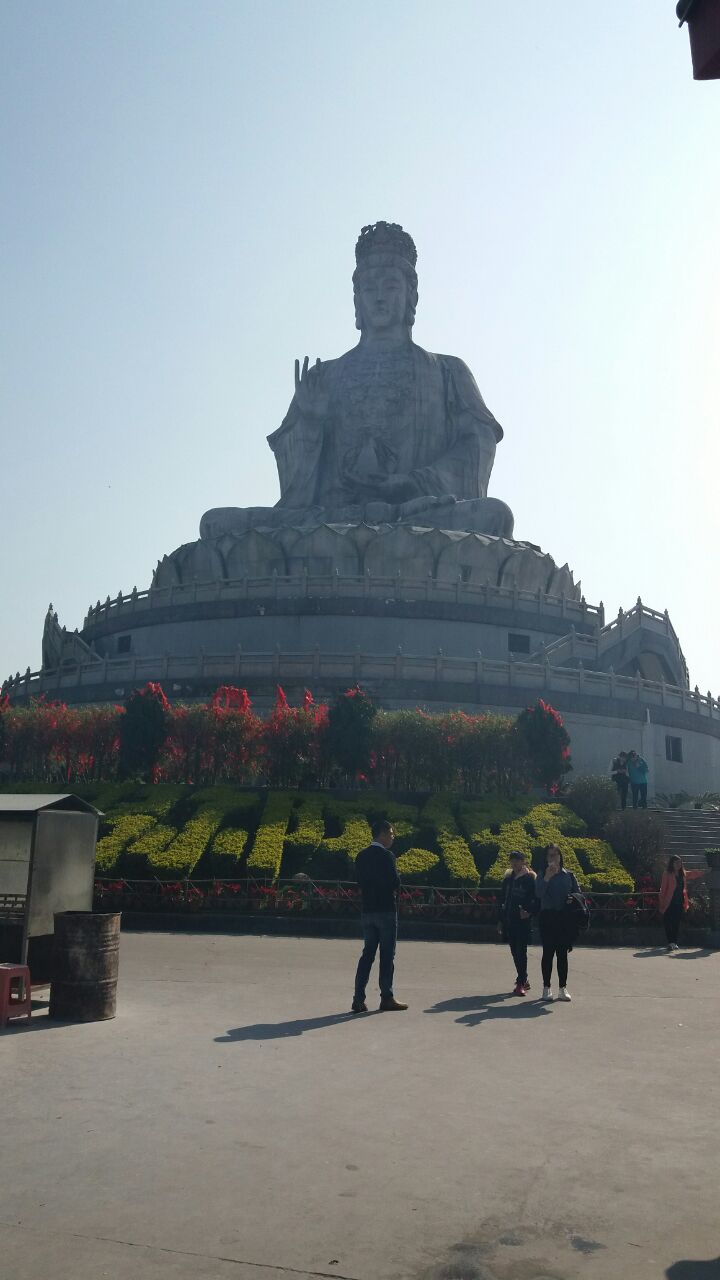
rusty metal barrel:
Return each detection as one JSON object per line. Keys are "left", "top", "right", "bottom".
{"left": 49, "top": 912, "right": 121, "bottom": 1022}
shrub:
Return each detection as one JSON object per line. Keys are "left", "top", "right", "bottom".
{"left": 565, "top": 775, "right": 619, "bottom": 835}
{"left": 655, "top": 791, "right": 693, "bottom": 809}
{"left": 469, "top": 801, "right": 634, "bottom": 891}
{"left": 605, "top": 811, "right": 667, "bottom": 882}
{"left": 262, "top": 689, "right": 328, "bottom": 788}
{"left": 571, "top": 837, "right": 634, "bottom": 891}
{"left": 119, "top": 683, "right": 169, "bottom": 780}
{"left": 246, "top": 791, "right": 297, "bottom": 878}
{"left": 421, "top": 795, "right": 479, "bottom": 885}
{"left": 515, "top": 700, "right": 572, "bottom": 792}
{"left": 325, "top": 686, "right": 376, "bottom": 781}
{"left": 395, "top": 848, "right": 440, "bottom": 880}
{"left": 96, "top": 814, "right": 157, "bottom": 871}
{"left": 150, "top": 792, "right": 228, "bottom": 876}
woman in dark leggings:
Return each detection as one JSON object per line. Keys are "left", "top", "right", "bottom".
{"left": 658, "top": 855, "right": 704, "bottom": 952}
{"left": 497, "top": 849, "right": 537, "bottom": 996}
{"left": 536, "top": 843, "right": 579, "bottom": 1002}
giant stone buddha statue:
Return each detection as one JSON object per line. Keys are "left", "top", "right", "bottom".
{"left": 200, "top": 222, "right": 514, "bottom": 540}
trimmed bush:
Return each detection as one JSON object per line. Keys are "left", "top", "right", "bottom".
{"left": 395, "top": 848, "right": 440, "bottom": 880}
{"left": 247, "top": 792, "right": 297, "bottom": 878}
{"left": 604, "top": 811, "right": 667, "bottom": 881}
{"left": 515, "top": 700, "right": 572, "bottom": 791}
{"left": 421, "top": 795, "right": 479, "bottom": 885}
{"left": 119, "top": 683, "right": 169, "bottom": 780}
{"left": 96, "top": 814, "right": 156, "bottom": 871}
{"left": 565, "top": 775, "right": 619, "bottom": 835}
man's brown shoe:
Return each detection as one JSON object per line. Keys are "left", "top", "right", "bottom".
{"left": 351, "top": 1001, "right": 368, "bottom": 1013}
{"left": 379, "top": 996, "right": 408, "bottom": 1011}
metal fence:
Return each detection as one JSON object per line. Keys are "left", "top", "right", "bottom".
{"left": 94, "top": 877, "right": 689, "bottom": 926}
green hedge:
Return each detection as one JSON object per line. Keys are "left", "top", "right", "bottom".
{"left": 1, "top": 783, "right": 636, "bottom": 890}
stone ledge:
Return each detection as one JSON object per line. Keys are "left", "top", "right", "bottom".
{"left": 81, "top": 594, "right": 597, "bottom": 643}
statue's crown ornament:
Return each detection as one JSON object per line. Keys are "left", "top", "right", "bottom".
{"left": 355, "top": 222, "right": 417, "bottom": 272}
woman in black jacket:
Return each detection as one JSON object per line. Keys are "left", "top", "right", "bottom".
{"left": 497, "top": 849, "right": 537, "bottom": 996}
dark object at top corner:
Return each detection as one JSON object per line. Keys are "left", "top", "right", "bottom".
{"left": 677, "top": 0, "right": 699, "bottom": 25}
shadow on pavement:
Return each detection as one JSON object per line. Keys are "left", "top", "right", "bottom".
{"left": 634, "top": 949, "right": 715, "bottom": 960}
{"left": 215, "top": 1011, "right": 362, "bottom": 1041}
{"left": 424, "top": 993, "right": 552, "bottom": 1026}
{"left": 666, "top": 1257, "right": 720, "bottom": 1278}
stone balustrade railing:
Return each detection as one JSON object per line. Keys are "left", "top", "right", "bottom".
{"left": 530, "top": 599, "right": 688, "bottom": 685}
{"left": 3, "top": 649, "right": 718, "bottom": 720}
{"left": 81, "top": 573, "right": 603, "bottom": 629}
{"left": 601, "top": 599, "right": 688, "bottom": 683}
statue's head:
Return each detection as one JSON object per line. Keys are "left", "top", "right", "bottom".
{"left": 352, "top": 222, "right": 418, "bottom": 332}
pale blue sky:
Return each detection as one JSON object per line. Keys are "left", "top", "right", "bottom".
{"left": 1, "top": 2, "right": 718, "bottom": 691}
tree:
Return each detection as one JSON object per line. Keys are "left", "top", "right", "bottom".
{"left": 118, "top": 683, "right": 169, "bottom": 780}
{"left": 325, "top": 686, "right": 376, "bottom": 781}
{"left": 515, "top": 699, "right": 572, "bottom": 793}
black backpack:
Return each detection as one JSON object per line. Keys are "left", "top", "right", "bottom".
{"left": 565, "top": 891, "right": 591, "bottom": 940}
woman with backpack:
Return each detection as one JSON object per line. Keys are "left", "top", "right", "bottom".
{"left": 497, "top": 849, "right": 537, "bottom": 996}
{"left": 536, "top": 843, "right": 580, "bottom": 1002}
{"left": 658, "top": 855, "right": 704, "bottom": 952}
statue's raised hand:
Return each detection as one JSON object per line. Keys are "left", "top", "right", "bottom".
{"left": 294, "top": 356, "right": 329, "bottom": 420}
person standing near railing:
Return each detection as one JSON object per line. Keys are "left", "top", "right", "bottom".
{"left": 611, "top": 751, "right": 630, "bottom": 810}
{"left": 497, "top": 849, "right": 537, "bottom": 996}
{"left": 627, "top": 750, "right": 649, "bottom": 809}
{"left": 536, "top": 844, "right": 580, "bottom": 1002}
{"left": 658, "top": 855, "right": 704, "bottom": 952}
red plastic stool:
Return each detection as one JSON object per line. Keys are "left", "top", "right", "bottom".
{"left": 0, "top": 964, "right": 32, "bottom": 1029}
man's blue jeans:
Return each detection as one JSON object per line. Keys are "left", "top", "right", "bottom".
{"left": 354, "top": 911, "right": 397, "bottom": 1001}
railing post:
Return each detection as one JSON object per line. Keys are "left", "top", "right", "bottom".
{"left": 598, "top": 599, "right": 605, "bottom": 627}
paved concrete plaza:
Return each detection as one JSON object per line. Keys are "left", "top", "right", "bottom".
{"left": 2, "top": 932, "right": 719, "bottom": 1280}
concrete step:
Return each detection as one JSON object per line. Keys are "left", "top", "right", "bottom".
{"left": 650, "top": 807, "right": 719, "bottom": 872}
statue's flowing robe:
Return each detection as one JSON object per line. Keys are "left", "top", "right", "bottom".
{"left": 267, "top": 342, "right": 502, "bottom": 512}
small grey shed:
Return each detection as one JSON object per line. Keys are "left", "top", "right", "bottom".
{"left": 0, "top": 794, "right": 102, "bottom": 976}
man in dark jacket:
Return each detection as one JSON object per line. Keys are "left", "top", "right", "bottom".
{"left": 352, "top": 819, "right": 408, "bottom": 1013}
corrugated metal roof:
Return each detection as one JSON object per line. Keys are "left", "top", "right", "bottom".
{"left": 0, "top": 794, "right": 102, "bottom": 816}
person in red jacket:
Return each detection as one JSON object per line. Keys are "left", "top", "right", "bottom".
{"left": 658, "top": 855, "right": 704, "bottom": 951}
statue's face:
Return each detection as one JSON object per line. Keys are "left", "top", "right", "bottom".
{"left": 355, "top": 266, "right": 408, "bottom": 331}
